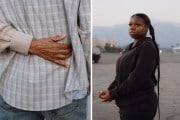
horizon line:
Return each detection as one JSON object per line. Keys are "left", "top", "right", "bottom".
{"left": 93, "top": 19, "right": 180, "bottom": 27}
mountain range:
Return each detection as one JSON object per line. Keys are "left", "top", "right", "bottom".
{"left": 93, "top": 22, "right": 180, "bottom": 48}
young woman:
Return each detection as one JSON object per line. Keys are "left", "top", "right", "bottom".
{"left": 99, "top": 13, "right": 160, "bottom": 120}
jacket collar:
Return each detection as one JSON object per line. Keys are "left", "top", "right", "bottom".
{"left": 127, "top": 37, "right": 151, "bottom": 50}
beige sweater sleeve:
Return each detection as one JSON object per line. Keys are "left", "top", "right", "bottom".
{"left": 0, "top": 23, "right": 33, "bottom": 55}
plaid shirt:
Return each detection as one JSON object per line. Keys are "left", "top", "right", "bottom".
{"left": 0, "top": 0, "right": 90, "bottom": 111}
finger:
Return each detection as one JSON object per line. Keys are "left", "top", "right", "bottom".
{"left": 59, "top": 49, "right": 71, "bottom": 55}
{"left": 99, "top": 91, "right": 103, "bottom": 98}
{"left": 40, "top": 46, "right": 71, "bottom": 55}
{"left": 100, "top": 91, "right": 106, "bottom": 95}
{"left": 47, "top": 57, "right": 69, "bottom": 67}
{"left": 51, "top": 34, "right": 67, "bottom": 42}
{"left": 58, "top": 43, "right": 72, "bottom": 49}
{"left": 99, "top": 91, "right": 106, "bottom": 98}
{"left": 39, "top": 54, "right": 69, "bottom": 68}
{"left": 39, "top": 49, "right": 72, "bottom": 61}
{"left": 100, "top": 99, "right": 108, "bottom": 102}
{"left": 53, "top": 53, "right": 72, "bottom": 60}
{"left": 99, "top": 95, "right": 105, "bottom": 99}
{"left": 99, "top": 91, "right": 103, "bottom": 94}
{"left": 99, "top": 94, "right": 103, "bottom": 99}
{"left": 100, "top": 95, "right": 106, "bottom": 99}
{"left": 54, "top": 60, "right": 69, "bottom": 68}
{"left": 100, "top": 93, "right": 109, "bottom": 99}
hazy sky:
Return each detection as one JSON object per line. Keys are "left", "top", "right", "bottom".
{"left": 93, "top": 0, "right": 180, "bottom": 26}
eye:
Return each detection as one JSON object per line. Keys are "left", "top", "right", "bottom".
{"left": 135, "top": 24, "right": 140, "bottom": 27}
{"left": 128, "top": 23, "right": 132, "bottom": 26}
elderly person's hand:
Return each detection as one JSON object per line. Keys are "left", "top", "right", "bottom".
{"left": 29, "top": 34, "right": 72, "bottom": 67}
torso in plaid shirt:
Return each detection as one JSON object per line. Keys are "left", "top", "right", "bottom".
{"left": 0, "top": 0, "right": 90, "bottom": 111}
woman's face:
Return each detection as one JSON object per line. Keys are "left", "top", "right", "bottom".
{"left": 128, "top": 16, "right": 148, "bottom": 39}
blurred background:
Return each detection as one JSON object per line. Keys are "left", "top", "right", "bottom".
{"left": 93, "top": 0, "right": 180, "bottom": 55}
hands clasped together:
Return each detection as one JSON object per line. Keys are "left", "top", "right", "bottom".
{"left": 99, "top": 90, "right": 111, "bottom": 102}
{"left": 29, "top": 34, "right": 72, "bottom": 67}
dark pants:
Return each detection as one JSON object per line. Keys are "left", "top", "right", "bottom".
{"left": 118, "top": 94, "right": 158, "bottom": 120}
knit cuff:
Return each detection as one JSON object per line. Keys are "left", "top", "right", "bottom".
{"left": 10, "top": 30, "right": 33, "bottom": 55}
{"left": 109, "top": 88, "right": 118, "bottom": 100}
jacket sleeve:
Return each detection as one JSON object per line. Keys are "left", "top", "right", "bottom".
{"left": 109, "top": 42, "right": 156, "bottom": 100}
{"left": 108, "top": 75, "right": 118, "bottom": 90}
{"left": 78, "top": 0, "right": 91, "bottom": 79}
{"left": 0, "top": 22, "right": 33, "bottom": 55}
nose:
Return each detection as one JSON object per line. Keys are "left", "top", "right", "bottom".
{"left": 129, "top": 27, "right": 136, "bottom": 33}
{"left": 129, "top": 25, "right": 136, "bottom": 30}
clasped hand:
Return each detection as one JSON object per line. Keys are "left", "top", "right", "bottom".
{"left": 99, "top": 90, "right": 111, "bottom": 102}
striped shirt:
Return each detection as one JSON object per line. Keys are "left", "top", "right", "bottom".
{"left": 0, "top": 0, "right": 90, "bottom": 111}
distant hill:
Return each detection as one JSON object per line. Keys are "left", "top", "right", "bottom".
{"left": 93, "top": 22, "right": 180, "bottom": 48}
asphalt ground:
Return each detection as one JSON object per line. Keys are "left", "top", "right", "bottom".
{"left": 93, "top": 53, "right": 180, "bottom": 120}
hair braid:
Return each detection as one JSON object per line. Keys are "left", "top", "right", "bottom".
{"left": 149, "top": 24, "right": 160, "bottom": 120}
{"left": 132, "top": 13, "right": 160, "bottom": 120}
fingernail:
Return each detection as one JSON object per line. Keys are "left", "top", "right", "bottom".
{"left": 65, "top": 64, "right": 69, "bottom": 68}
{"left": 62, "top": 34, "right": 66, "bottom": 37}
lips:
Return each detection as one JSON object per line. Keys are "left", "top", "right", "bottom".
{"left": 129, "top": 32, "right": 138, "bottom": 38}
{"left": 129, "top": 32, "right": 136, "bottom": 35}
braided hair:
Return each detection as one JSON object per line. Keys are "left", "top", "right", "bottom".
{"left": 131, "top": 13, "right": 160, "bottom": 120}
